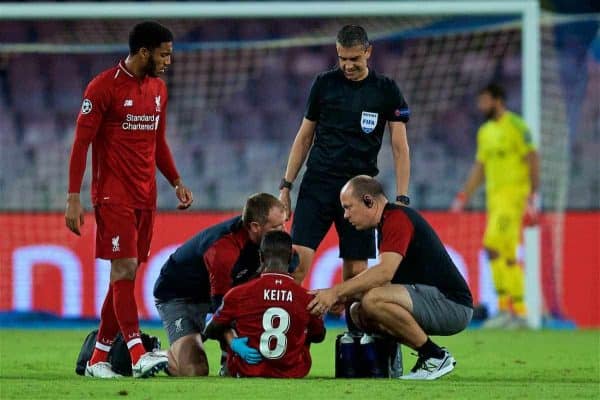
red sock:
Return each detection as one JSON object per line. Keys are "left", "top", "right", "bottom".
{"left": 90, "top": 283, "right": 119, "bottom": 365}
{"left": 113, "top": 279, "right": 145, "bottom": 364}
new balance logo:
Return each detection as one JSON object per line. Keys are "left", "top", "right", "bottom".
{"left": 155, "top": 95, "right": 161, "bottom": 112}
{"left": 112, "top": 236, "right": 120, "bottom": 252}
{"left": 124, "top": 99, "right": 133, "bottom": 107}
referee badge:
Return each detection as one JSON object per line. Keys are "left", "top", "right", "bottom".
{"left": 361, "top": 111, "right": 378, "bottom": 134}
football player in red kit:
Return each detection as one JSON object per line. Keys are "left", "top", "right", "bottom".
{"left": 205, "top": 231, "right": 326, "bottom": 378}
{"left": 65, "top": 22, "right": 193, "bottom": 378}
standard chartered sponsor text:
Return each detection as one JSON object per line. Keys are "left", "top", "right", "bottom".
{"left": 122, "top": 114, "right": 160, "bottom": 131}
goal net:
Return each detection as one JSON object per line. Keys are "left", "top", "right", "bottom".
{"left": 1, "top": 4, "right": 594, "bottom": 324}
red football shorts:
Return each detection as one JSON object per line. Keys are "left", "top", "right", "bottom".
{"left": 94, "top": 204, "right": 155, "bottom": 263}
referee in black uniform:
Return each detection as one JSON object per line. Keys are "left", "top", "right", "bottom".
{"left": 279, "top": 25, "right": 411, "bottom": 291}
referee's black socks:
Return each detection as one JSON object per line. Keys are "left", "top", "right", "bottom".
{"left": 417, "top": 338, "right": 445, "bottom": 360}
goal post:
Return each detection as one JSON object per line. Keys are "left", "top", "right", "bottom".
{"left": 0, "top": 1, "right": 544, "bottom": 328}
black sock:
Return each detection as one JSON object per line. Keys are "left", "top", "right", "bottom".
{"left": 417, "top": 338, "right": 445, "bottom": 359}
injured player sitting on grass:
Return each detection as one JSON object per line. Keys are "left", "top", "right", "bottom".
{"left": 204, "top": 231, "right": 326, "bottom": 378}
{"left": 153, "top": 193, "right": 289, "bottom": 377}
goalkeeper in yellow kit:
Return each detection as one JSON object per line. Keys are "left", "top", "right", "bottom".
{"left": 452, "top": 83, "right": 540, "bottom": 328}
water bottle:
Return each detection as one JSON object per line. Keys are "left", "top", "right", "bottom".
{"left": 339, "top": 332, "right": 357, "bottom": 377}
{"left": 388, "top": 343, "right": 403, "bottom": 378}
{"left": 360, "top": 333, "right": 385, "bottom": 378}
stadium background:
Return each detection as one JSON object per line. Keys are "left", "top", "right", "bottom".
{"left": 0, "top": 1, "right": 598, "bottom": 328}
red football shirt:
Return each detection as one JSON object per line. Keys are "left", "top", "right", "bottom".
{"left": 68, "top": 61, "right": 179, "bottom": 209}
{"left": 212, "top": 273, "right": 325, "bottom": 378}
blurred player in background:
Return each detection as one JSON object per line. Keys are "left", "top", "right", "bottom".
{"left": 153, "top": 193, "right": 287, "bottom": 376}
{"left": 65, "top": 22, "right": 193, "bottom": 378}
{"left": 205, "top": 231, "right": 326, "bottom": 378}
{"left": 451, "top": 83, "right": 540, "bottom": 329}
{"left": 309, "top": 176, "right": 472, "bottom": 380}
{"left": 279, "top": 25, "right": 411, "bottom": 329}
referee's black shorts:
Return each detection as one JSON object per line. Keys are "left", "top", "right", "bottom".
{"left": 291, "top": 172, "right": 376, "bottom": 260}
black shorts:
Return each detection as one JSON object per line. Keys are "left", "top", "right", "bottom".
{"left": 292, "top": 172, "right": 376, "bottom": 260}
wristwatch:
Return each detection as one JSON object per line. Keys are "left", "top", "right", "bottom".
{"left": 279, "top": 178, "right": 293, "bottom": 190}
{"left": 396, "top": 195, "right": 410, "bottom": 206}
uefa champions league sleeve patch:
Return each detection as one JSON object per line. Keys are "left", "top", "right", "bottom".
{"left": 81, "top": 99, "right": 93, "bottom": 115}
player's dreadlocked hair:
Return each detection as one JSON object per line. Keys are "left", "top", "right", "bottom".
{"left": 336, "top": 24, "right": 370, "bottom": 49}
{"left": 346, "top": 175, "right": 386, "bottom": 200}
{"left": 260, "top": 231, "right": 293, "bottom": 272}
{"left": 242, "top": 193, "right": 284, "bottom": 229}
{"left": 129, "top": 21, "right": 173, "bottom": 55}
{"left": 480, "top": 83, "right": 506, "bottom": 101}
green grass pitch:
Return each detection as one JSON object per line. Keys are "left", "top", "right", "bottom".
{"left": 0, "top": 327, "right": 598, "bottom": 399}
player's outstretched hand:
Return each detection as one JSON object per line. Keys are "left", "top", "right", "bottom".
{"left": 65, "top": 194, "right": 84, "bottom": 236}
{"left": 230, "top": 337, "right": 263, "bottom": 365}
{"left": 175, "top": 181, "right": 193, "bottom": 210}
{"left": 307, "top": 288, "right": 340, "bottom": 316}
{"left": 279, "top": 188, "right": 292, "bottom": 221}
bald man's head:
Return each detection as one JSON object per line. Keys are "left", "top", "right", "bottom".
{"left": 342, "top": 175, "right": 386, "bottom": 200}
{"left": 340, "top": 175, "right": 387, "bottom": 230}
